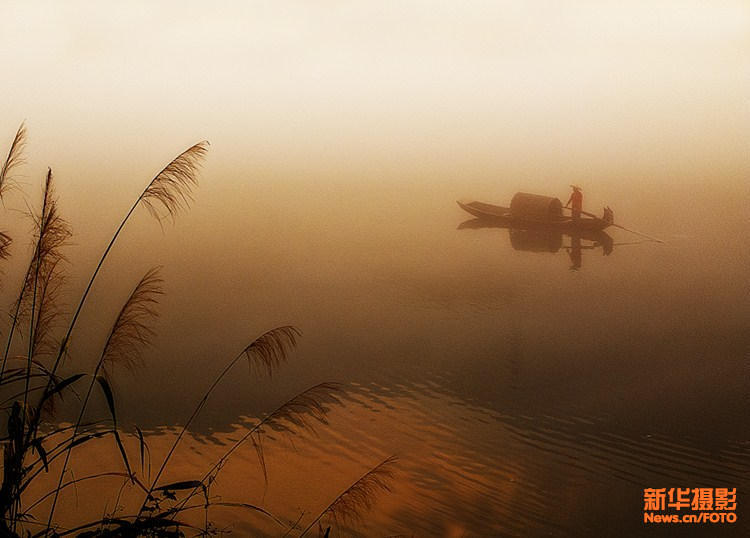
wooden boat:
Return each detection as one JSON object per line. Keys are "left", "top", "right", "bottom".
{"left": 457, "top": 216, "right": 614, "bottom": 251}
{"left": 457, "top": 195, "right": 612, "bottom": 233}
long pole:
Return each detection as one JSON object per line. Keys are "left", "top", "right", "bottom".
{"left": 609, "top": 223, "right": 664, "bottom": 243}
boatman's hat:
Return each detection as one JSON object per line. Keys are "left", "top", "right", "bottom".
{"left": 570, "top": 184, "right": 582, "bottom": 191}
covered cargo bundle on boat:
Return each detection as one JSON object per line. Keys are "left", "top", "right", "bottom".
{"left": 510, "top": 192, "right": 563, "bottom": 222}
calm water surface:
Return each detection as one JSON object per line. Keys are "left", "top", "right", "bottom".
{"left": 6, "top": 177, "right": 749, "bottom": 536}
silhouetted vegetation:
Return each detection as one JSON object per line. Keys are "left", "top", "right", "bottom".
{"left": 0, "top": 123, "right": 395, "bottom": 537}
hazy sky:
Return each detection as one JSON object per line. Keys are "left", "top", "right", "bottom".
{"left": 0, "top": 1, "right": 748, "bottom": 187}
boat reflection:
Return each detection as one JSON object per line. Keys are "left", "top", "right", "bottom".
{"left": 458, "top": 218, "right": 613, "bottom": 270}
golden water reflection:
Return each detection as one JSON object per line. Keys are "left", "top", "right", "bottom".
{"left": 25, "top": 380, "right": 747, "bottom": 537}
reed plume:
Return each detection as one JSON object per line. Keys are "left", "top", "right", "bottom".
{"left": 18, "top": 170, "right": 71, "bottom": 420}
{"left": 258, "top": 381, "right": 341, "bottom": 434}
{"left": 140, "top": 141, "right": 209, "bottom": 221}
{"left": 0, "top": 122, "right": 27, "bottom": 199}
{"left": 17, "top": 169, "right": 71, "bottom": 358}
{"left": 28, "top": 258, "right": 66, "bottom": 362}
{"left": 138, "top": 326, "right": 302, "bottom": 517}
{"left": 100, "top": 266, "right": 163, "bottom": 377}
{"left": 0, "top": 123, "right": 27, "bottom": 379}
{"left": 235, "top": 382, "right": 342, "bottom": 487}
{"left": 244, "top": 325, "right": 301, "bottom": 377}
{"left": 0, "top": 170, "right": 71, "bottom": 394}
{"left": 170, "top": 382, "right": 345, "bottom": 513}
{"left": 300, "top": 456, "right": 398, "bottom": 536}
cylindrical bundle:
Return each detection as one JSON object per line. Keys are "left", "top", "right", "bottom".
{"left": 510, "top": 192, "right": 563, "bottom": 221}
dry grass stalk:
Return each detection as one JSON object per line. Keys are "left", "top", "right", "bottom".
{"left": 301, "top": 456, "right": 398, "bottom": 537}
{"left": 243, "top": 325, "right": 301, "bottom": 377}
{"left": 140, "top": 141, "right": 209, "bottom": 221}
{"left": 100, "top": 266, "right": 164, "bottom": 377}
{"left": 17, "top": 169, "right": 72, "bottom": 362}
{"left": 0, "top": 122, "right": 27, "bottom": 199}
{"left": 190, "top": 382, "right": 344, "bottom": 502}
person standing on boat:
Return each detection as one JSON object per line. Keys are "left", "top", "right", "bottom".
{"left": 565, "top": 185, "right": 583, "bottom": 220}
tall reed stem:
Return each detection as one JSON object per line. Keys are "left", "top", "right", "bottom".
{"left": 43, "top": 141, "right": 207, "bottom": 534}
{"left": 0, "top": 264, "right": 32, "bottom": 381}
{"left": 23, "top": 170, "right": 52, "bottom": 416}
{"left": 41, "top": 199, "right": 140, "bottom": 534}
{"left": 136, "top": 347, "right": 249, "bottom": 518}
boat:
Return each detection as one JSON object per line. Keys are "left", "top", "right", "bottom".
{"left": 457, "top": 216, "right": 614, "bottom": 253}
{"left": 457, "top": 192, "right": 613, "bottom": 232}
